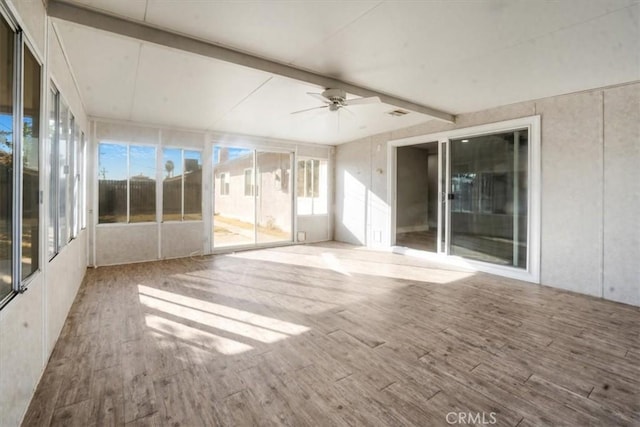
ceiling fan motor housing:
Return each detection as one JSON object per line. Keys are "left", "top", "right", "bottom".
{"left": 322, "top": 88, "right": 347, "bottom": 104}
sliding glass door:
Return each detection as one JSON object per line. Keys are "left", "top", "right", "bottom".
{"left": 444, "top": 129, "right": 529, "bottom": 268}
{"left": 212, "top": 146, "right": 292, "bottom": 249}
{"left": 256, "top": 151, "right": 292, "bottom": 245}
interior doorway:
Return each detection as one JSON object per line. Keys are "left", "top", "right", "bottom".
{"left": 395, "top": 141, "right": 439, "bottom": 252}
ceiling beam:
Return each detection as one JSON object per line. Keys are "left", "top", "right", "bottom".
{"left": 48, "top": 0, "right": 455, "bottom": 123}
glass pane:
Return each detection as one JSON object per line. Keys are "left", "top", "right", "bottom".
{"left": 183, "top": 150, "right": 202, "bottom": 220}
{"left": 130, "top": 145, "right": 156, "bottom": 223}
{"left": 449, "top": 130, "right": 528, "bottom": 268}
{"left": 22, "top": 47, "right": 41, "bottom": 279}
{"left": 0, "top": 18, "right": 14, "bottom": 300}
{"left": 73, "top": 119, "right": 80, "bottom": 236}
{"left": 296, "top": 159, "right": 327, "bottom": 215}
{"left": 213, "top": 146, "right": 255, "bottom": 248}
{"left": 296, "top": 160, "right": 311, "bottom": 215}
{"left": 244, "top": 169, "right": 254, "bottom": 196}
{"left": 314, "top": 160, "right": 328, "bottom": 214}
{"left": 257, "top": 152, "right": 292, "bottom": 245}
{"left": 47, "top": 89, "right": 57, "bottom": 258}
{"left": 98, "top": 143, "right": 127, "bottom": 223}
{"left": 162, "top": 148, "right": 182, "bottom": 221}
{"left": 58, "top": 99, "right": 68, "bottom": 246}
{"left": 68, "top": 116, "right": 76, "bottom": 238}
{"left": 80, "top": 132, "right": 86, "bottom": 229}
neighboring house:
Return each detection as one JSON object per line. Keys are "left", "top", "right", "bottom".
{"left": 213, "top": 149, "right": 291, "bottom": 232}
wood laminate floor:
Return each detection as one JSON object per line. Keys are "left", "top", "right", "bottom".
{"left": 23, "top": 242, "right": 640, "bottom": 426}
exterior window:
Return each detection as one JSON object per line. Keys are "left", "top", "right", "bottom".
{"left": 80, "top": 132, "right": 86, "bottom": 229}
{"left": 129, "top": 146, "right": 156, "bottom": 223}
{"left": 244, "top": 168, "right": 257, "bottom": 196}
{"left": 0, "top": 17, "right": 15, "bottom": 303}
{"left": 47, "top": 87, "right": 83, "bottom": 258}
{"left": 98, "top": 143, "right": 127, "bottom": 223}
{"left": 58, "top": 99, "right": 69, "bottom": 247}
{"left": 162, "top": 148, "right": 202, "bottom": 221}
{"left": 296, "top": 159, "right": 327, "bottom": 215}
{"left": 69, "top": 115, "right": 76, "bottom": 239}
{"left": 22, "top": 46, "right": 41, "bottom": 279}
{"left": 219, "top": 173, "right": 229, "bottom": 195}
{"left": 98, "top": 143, "right": 156, "bottom": 223}
{"left": 47, "top": 88, "right": 58, "bottom": 259}
{"left": 0, "top": 13, "right": 48, "bottom": 307}
{"left": 184, "top": 150, "right": 202, "bottom": 220}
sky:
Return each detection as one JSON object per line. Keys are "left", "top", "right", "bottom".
{"left": 213, "top": 146, "right": 252, "bottom": 164}
{"left": 99, "top": 143, "right": 203, "bottom": 181}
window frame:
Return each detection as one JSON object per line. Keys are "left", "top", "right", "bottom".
{"left": 98, "top": 141, "right": 158, "bottom": 225}
{"left": 219, "top": 172, "right": 229, "bottom": 196}
{"left": 21, "top": 41, "right": 43, "bottom": 281}
{"left": 161, "top": 147, "right": 203, "bottom": 223}
{"left": 0, "top": 6, "right": 48, "bottom": 308}
{"left": 47, "top": 83, "right": 84, "bottom": 259}
{"left": 296, "top": 157, "right": 328, "bottom": 216}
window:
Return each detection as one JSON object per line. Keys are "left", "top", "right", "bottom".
{"left": 98, "top": 143, "right": 156, "bottom": 223}
{"left": 0, "top": 16, "right": 15, "bottom": 304}
{"left": 80, "top": 132, "right": 86, "bottom": 229}
{"left": 184, "top": 150, "right": 202, "bottom": 220}
{"left": 22, "top": 46, "right": 41, "bottom": 279}
{"left": 296, "top": 159, "right": 327, "bottom": 215}
{"left": 69, "top": 114, "right": 77, "bottom": 239}
{"left": 219, "top": 173, "right": 229, "bottom": 195}
{"left": 130, "top": 146, "right": 156, "bottom": 222}
{"left": 48, "top": 89, "right": 83, "bottom": 257}
{"left": 162, "top": 148, "right": 202, "bottom": 221}
{"left": 244, "top": 169, "right": 253, "bottom": 196}
{"left": 0, "top": 11, "right": 46, "bottom": 307}
{"left": 58, "top": 99, "right": 69, "bottom": 247}
{"left": 47, "top": 88, "right": 58, "bottom": 259}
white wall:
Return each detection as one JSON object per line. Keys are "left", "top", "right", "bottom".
{"left": 0, "top": 2, "right": 90, "bottom": 426}
{"left": 334, "top": 82, "right": 640, "bottom": 307}
{"left": 603, "top": 85, "right": 640, "bottom": 306}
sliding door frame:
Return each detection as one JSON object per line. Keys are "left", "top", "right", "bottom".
{"left": 211, "top": 142, "right": 295, "bottom": 253}
{"left": 388, "top": 115, "right": 541, "bottom": 283}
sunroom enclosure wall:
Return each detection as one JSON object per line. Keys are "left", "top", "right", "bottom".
{"left": 0, "top": 2, "right": 90, "bottom": 426}
{"left": 90, "top": 120, "right": 333, "bottom": 266}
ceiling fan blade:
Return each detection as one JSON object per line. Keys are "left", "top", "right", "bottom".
{"left": 307, "top": 92, "right": 330, "bottom": 103}
{"left": 291, "top": 105, "right": 329, "bottom": 115}
{"left": 340, "top": 106, "right": 355, "bottom": 116}
{"left": 345, "top": 96, "right": 381, "bottom": 106}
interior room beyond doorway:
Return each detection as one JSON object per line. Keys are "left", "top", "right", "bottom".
{"left": 395, "top": 141, "right": 439, "bottom": 252}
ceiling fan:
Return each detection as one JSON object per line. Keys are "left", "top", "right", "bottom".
{"left": 291, "top": 88, "right": 380, "bottom": 115}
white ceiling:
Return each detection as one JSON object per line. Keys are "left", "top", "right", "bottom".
{"left": 55, "top": 0, "right": 640, "bottom": 145}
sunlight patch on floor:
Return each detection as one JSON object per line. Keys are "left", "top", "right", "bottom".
{"left": 228, "top": 249, "right": 475, "bottom": 285}
{"left": 138, "top": 284, "right": 309, "bottom": 335}
{"left": 144, "top": 314, "right": 254, "bottom": 355}
{"left": 140, "top": 293, "right": 289, "bottom": 344}
{"left": 321, "top": 252, "right": 351, "bottom": 276}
